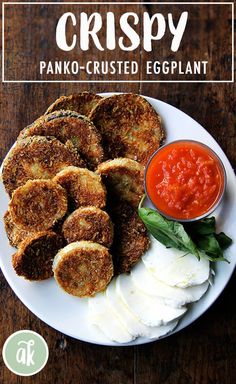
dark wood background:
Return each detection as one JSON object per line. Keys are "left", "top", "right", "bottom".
{"left": 0, "top": 1, "right": 235, "bottom": 383}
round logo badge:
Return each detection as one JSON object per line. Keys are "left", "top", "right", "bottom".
{"left": 2, "top": 330, "right": 49, "bottom": 376}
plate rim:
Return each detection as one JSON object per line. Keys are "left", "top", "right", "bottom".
{"left": 0, "top": 92, "right": 235, "bottom": 346}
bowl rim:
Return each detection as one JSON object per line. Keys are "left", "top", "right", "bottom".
{"left": 144, "top": 139, "right": 227, "bottom": 222}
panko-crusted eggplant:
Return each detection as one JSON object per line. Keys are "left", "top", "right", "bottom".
{"left": 53, "top": 241, "right": 113, "bottom": 297}
{"left": 4, "top": 209, "right": 66, "bottom": 247}
{"left": 96, "top": 158, "right": 144, "bottom": 208}
{"left": 18, "top": 110, "right": 104, "bottom": 169}
{"left": 9, "top": 179, "right": 68, "bottom": 232}
{"left": 12, "top": 231, "right": 65, "bottom": 280}
{"left": 108, "top": 201, "right": 150, "bottom": 274}
{"left": 2, "top": 136, "right": 84, "bottom": 196}
{"left": 4, "top": 210, "right": 37, "bottom": 248}
{"left": 62, "top": 207, "right": 113, "bottom": 248}
{"left": 53, "top": 166, "right": 106, "bottom": 210}
{"left": 45, "top": 92, "right": 102, "bottom": 116}
{"left": 89, "top": 93, "right": 164, "bottom": 165}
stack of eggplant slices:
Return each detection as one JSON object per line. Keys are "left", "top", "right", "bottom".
{"left": 2, "top": 92, "right": 211, "bottom": 343}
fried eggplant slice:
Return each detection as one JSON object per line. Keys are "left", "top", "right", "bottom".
{"left": 9, "top": 179, "right": 68, "bottom": 232}
{"left": 96, "top": 158, "right": 144, "bottom": 208}
{"left": 62, "top": 207, "right": 113, "bottom": 248}
{"left": 12, "top": 231, "right": 65, "bottom": 280}
{"left": 53, "top": 241, "right": 113, "bottom": 297}
{"left": 53, "top": 166, "right": 106, "bottom": 210}
{"left": 108, "top": 201, "right": 150, "bottom": 275}
{"left": 45, "top": 92, "right": 102, "bottom": 116}
{"left": 18, "top": 110, "right": 104, "bottom": 169}
{"left": 4, "top": 210, "right": 38, "bottom": 248}
{"left": 89, "top": 93, "right": 164, "bottom": 165}
{"left": 2, "top": 136, "right": 84, "bottom": 196}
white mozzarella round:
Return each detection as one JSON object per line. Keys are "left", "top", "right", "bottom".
{"left": 131, "top": 261, "right": 209, "bottom": 307}
{"left": 106, "top": 278, "right": 179, "bottom": 339}
{"left": 147, "top": 320, "right": 178, "bottom": 339}
{"left": 89, "top": 279, "right": 179, "bottom": 342}
{"left": 142, "top": 236, "right": 210, "bottom": 288}
{"left": 106, "top": 277, "right": 148, "bottom": 337}
{"left": 116, "top": 274, "right": 187, "bottom": 327}
{"left": 88, "top": 292, "right": 134, "bottom": 343}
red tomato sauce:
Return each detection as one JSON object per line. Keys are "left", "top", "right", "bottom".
{"left": 145, "top": 141, "right": 225, "bottom": 220}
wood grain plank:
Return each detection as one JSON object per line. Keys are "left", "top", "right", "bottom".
{"left": 0, "top": 1, "right": 235, "bottom": 383}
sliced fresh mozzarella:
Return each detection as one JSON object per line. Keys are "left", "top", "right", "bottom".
{"left": 88, "top": 292, "right": 134, "bottom": 343}
{"left": 131, "top": 261, "right": 209, "bottom": 308}
{"left": 147, "top": 320, "right": 178, "bottom": 339}
{"left": 106, "top": 278, "right": 179, "bottom": 339}
{"left": 116, "top": 274, "right": 187, "bottom": 327}
{"left": 106, "top": 277, "right": 148, "bottom": 337}
{"left": 142, "top": 236, "right": 210, "bottom": 288}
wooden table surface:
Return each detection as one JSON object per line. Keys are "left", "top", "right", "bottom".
{"left": 0, "top": 1, "right": 235, "bottom": 383}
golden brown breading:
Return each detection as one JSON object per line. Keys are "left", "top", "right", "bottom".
{"left": 9, "top": 179, "right": 68, "bottom": 232}
{"left": 89, "top": 93, "right": 164, "bottom": 165}
{"left": 45, "top": 92, "right": 102, "bottom": 116}
{"left": 108, "top": 201, "right": 150, "bottom": 274}
{"left": 18, "top": 110, "right": 104, "bottom": 169}
{"left": 53, "top": 241, "right": 113, "bottom": 297}
{"left": 62, "top": 207, "right": 113, "bottom": 248}
{"left": 2, "top": 136, "right": 84, "bottom": 196}
{"left": 96, "top": 158, "right": 144, "bottom": 208}
{"left": 3, "top": 210, "right": 38, "bottom": 248}
{"left": 4, "top": 209, "right": 65, "bottom": 247}
{"left": 12, "top": 231, "right": 65, "bottom": 281}
{"left": 53, "top": 166, "right": 106, "bottom": 210}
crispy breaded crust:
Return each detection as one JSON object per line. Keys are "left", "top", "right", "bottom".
{"left": 12, "top": 231, "right": 65, "bottom": 281}
{"left": 96, "top": 158, "right": 144, "bottom": 208}
{"left": 45, "top": 92, "right": 102, "bottom": 116}
{"left": 18, "top": 110, "right": 104, "bottom": 169}
{"left": 2, "top": 136, "right": 84, "bottom": 196}
{"left": 53, "top": 241, "right": 113, "bottom": 297}
{"left": 108, "top": 201, "right": 150, "bottom": 274}
{"left": 4, "top": 210, "right": 37, "bottom": 248}
{"left": 89, "top": 93, "right": 164, "bottom": 165}
{"left": 62, "top": 207, "right": 113, "bottom": 248}
{"left": 9, "top": 179, "right": 68, "bottom": 231}
{"left": 53, "top": 166, "right": 106, "bottom": 210}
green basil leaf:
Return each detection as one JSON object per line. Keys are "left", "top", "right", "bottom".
{"left": 203, "top": 253, "right": 230, "bottom": 264}
{"left": 185, "top": 217, "right": 216, "bottom": 235}
{"left": 138, "top": 196, "right": 232, "bottom": 264}
{"left": 196, "top": 234, "right": 223, "bottom": 257}
{"left": 138, "top": 206, "right": 201, "bottom": 260}
{"left": 215, "top": 232, "right": 233, "bottom": 250}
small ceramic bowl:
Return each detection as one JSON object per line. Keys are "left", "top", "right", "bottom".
{"left": 144, "top": 140, "right": 227, "bottom": 222}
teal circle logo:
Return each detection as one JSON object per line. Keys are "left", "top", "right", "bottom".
{"left": 2, "top": 330, "right": 49, "bottom": 376}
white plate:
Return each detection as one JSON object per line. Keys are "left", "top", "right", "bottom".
{"left": 0, "top": 93, "right": 235, "bottom": 346}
